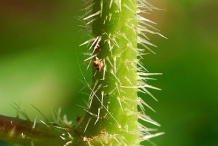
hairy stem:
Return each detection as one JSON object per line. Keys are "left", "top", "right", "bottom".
{"left": 0, "top": 115, "right": 66, "bottom": 146}
{"left": 75, "top": 0, "right": 141, "bottom": 145}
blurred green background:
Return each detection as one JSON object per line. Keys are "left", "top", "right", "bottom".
{"left": 0, "top": 0, "right": 218, "bottom": 146}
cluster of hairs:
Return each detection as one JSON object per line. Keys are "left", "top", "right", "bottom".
{"left": 77, "top": 0, "right": 165, "bottom": 145}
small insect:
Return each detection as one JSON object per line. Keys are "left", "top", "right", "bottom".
{"left": 93, "top": 57, "right": 103, "bottom": 71}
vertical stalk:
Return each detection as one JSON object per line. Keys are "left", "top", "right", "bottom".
{"left": 75, "top": 0, "right": 141, "bottom": 145}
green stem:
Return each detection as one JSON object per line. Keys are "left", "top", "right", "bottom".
{"left": 75, "top": 0, "right": 140, "bottom": 145}
{"left": 0, "top": 115, "right": 66, "bottom": 146}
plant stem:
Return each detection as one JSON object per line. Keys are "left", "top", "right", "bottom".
{"left": 75, "top": 0, "right": 141, "bottom": 145}
{"left": 0, "top": 115, "right": 66, "bottom": 146}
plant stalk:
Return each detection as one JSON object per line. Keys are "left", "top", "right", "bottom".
{"left": 75, "top": 0, "right": 140, "bottom": 145}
